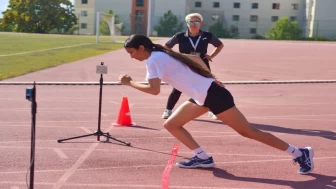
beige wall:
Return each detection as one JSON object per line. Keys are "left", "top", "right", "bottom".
{"left": 307, "top": 0, "right": 336, "bottom": 39}
{"left": 75, "top": 0, "right": 96, "bottom": 35}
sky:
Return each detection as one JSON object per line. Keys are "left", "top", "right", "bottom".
{"left": 0, "top": 0, "right": 74, "bottom": 17}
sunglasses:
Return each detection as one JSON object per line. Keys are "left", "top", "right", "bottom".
{"left": 187, "top": 21, "right": 201, "bottom": 25}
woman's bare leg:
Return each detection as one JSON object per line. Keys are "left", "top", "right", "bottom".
{"left": 215, "top": 106, "right": 289, "bottom": 150}
{"left": 215, "top": 105, "right": 314, "bottom": 174}
{"left": 164, "top": 101, "right": 208, "bottom": 150}
{"left": 165, "top": 101, "right": 215, "bottom": 168}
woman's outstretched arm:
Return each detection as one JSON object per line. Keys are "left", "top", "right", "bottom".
{"left": 119, "top": 75, "right": 161, "bottom": 95}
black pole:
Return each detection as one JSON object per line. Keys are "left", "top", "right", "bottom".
{"left": 29, "top": 82, "right": 37, "bottom": 189}
{"left": 97, "top": 63, "right": 104, "bottom": 141}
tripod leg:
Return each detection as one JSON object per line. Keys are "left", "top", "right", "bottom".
{"left": 102, "top": 133, "right": 131, "bottom": 146}
{"left": 57, "top": 133, "right": 96, "bottom": 143}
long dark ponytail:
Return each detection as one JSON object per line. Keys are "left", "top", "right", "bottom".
{"left": 124, "top": 34, "right": 215, "bottom": 79}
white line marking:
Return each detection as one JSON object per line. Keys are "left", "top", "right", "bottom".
{"left": 102, "top": 113, "right": 108, "bottom": 116}
{"left": 65, "top": 183, "right": 253, "bottom": 189}
{"left": 0, "top": 109, "right": 112, "bottom": 115}
{"left": 74, "top": 156, "right": 336, "bottom": 172}
{"left": 0, "top": 43, "right": 92, "bottom": 57}
{"left": 79, "top": 127, "right": 92, "bottom": 134}
{"left": 52, "top": 144, "right": 99, "bottom": 189}
{"left": 0, "top": 145, "right": 292, "bottom": 158}
{"left": 216, "top": 156, "right": 336, "bottom": 164}
{"left": 53, "top": 149, "right": 68, "bottom": 159}
{"left": 10, "top": 186, "right": 20, "bottom": 189}
{"left": 51, "top": 126, "right": 114, "bottom": 189}
{"left": 250, "top": 113, "right": 336, "bottom": 118}
{"left": 0, "top": 181, "right": 53, "bottom": 185}
{"left": 0, "top": 181, "right": 252, "bottom": 189}
{"left": 1, "top": 79, "right": 335, "bottom": 85}
{"left": 0, "top": 130, "right": 335, "bottom": 145}
{"left": 249, "top": 117, "right": 336, "bottom": 121}
{"left": 0, "top": 120, "right": 107, "bottom": 124}
{"left": 1, "top": 156, "right": 335, "bottom": 175}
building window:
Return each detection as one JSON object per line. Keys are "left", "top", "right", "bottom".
{"left": 232, "top": 15, "right": 240, "bottom": 21}
{"left": 195, "top": 1, "right": 202, "bottom": 7}
{"left": 135, "top": 10, "right": 144, "bottom": 21}
{"left": 81, "top": 23, "right": 87, "bottom": 29}
{"left": 290, "top": 16, "right": 297, "bottom": 21}
{"left": 272, "top": 3, "right": 280, "bottom": 9}
{"left": 271, "top": 16, "right": 278, "bottom": 22}
{"left": 250, "top": 28, "right": 256, "bottom": 34}
{"left": 136, "top": 0, "right": 144, "bottom": 7}
{"left": 250, "top": 15, "right": 258, "bottom": 22}
{"left": 233, "top": 2, "right": 240, "bottom": 8}
{"left": 212, "top": 14, "right": 219, "bottom": 21}
{"left": 81, "top": 0, "right": 88, "bottom": 4}
{"left": 292, "top": 4, "right": 298, "bottom": 10}
{"left": 81, "top": 11, "right": 87, "bottom": 16}
{"left": 213, "top": 2, "right": 220, "bottom": 8}
{"left": 252, "top": 3, "right": 258, "bottom": 9}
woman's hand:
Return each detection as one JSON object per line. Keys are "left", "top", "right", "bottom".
{"left": 118, "top": 74, "right": 132, "bottom": 85}
{"left": 203, "top": 54, "right": 213, "bottom": 62}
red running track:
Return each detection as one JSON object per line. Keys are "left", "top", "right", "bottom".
{"left": 0, "top": 39, "right": 336, "bottom": 189}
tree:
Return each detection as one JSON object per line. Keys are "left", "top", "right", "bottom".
{"left": 230, "top": 25, "right": 239, "bottom": 38}
{"left": 154, "top": 10, "right": 183, "bottom": 37}
{"left": 0, "top": 0, "right": 77, "bottom": 33}
{"left": 100, "top": 9, "right": 125, "bottom": 35}
{"left": 208, "top": 22, "right": 235, "bottom": 38}
{"left": 0, "top": 18, "right": 14, "bottom": 31}
{"left": 267, "top": 17, "right": 302, "bottom": 40}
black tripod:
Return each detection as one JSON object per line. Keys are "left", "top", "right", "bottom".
{"left": 57, "top": 62, "right": 131, "bottom": 146}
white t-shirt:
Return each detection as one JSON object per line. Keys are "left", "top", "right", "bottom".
{"left": 145, "top": 51, "right": 215, "bottom": 105}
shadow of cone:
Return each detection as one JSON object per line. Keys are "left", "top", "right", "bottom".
{"left": 112, "top": 97, "right": 135, "bottom": 126}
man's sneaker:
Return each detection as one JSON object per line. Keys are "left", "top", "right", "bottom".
{"left": 293, "top": 147, "right": 314, "bottom": 174}
{"left": 176, "top": 156, "right": 215, "bottom": 168}
{"left": 162, "top": 109, "right": 172, "bottom": 119}
{"left": 208, "top": 111, "right": 218, "bottom": 120}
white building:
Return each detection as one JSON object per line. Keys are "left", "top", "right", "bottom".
{"left": 74, "top": 0, "right": 336, "bottom": 39}
{"left": 306, "top": 0, "right": 336, "bottom": 38}
{"left": 186, "top": 0, "right": 307, "bottom": 38}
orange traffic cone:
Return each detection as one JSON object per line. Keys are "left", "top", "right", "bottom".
{"left": 112, "top": 97, "right": 135, "bottom": 126}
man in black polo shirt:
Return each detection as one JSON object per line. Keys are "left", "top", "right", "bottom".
{"left": 162, "top": 13, "right": 224, "bottom": 119}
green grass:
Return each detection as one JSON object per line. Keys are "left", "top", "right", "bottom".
{"left": 0, "top": 32, "right": 158, "bottom": 80}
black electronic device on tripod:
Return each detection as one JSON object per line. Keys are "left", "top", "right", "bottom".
{"left": 57, "top": 62, "right": 131, "bottom": 146}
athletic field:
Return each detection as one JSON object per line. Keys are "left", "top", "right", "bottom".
{"left": 0, "top": 33, "right": 336, "bottom": 189}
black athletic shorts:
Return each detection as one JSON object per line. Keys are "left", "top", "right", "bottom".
{"left": 188, "top": 81, "right": 235, "bottom": 115}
